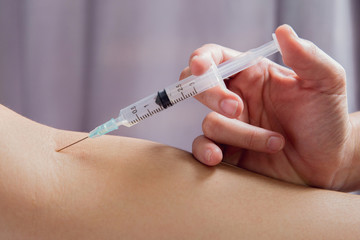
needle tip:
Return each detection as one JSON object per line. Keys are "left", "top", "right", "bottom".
{"left": 56, "top": 136, "right": 89, "bottom": 152}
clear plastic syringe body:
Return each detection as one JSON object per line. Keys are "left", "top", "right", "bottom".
{"left": 88, "top": 63, "right": 223, "bottom": 138}
{"left": 89, "top": 34, "right": 280, "bottom": 138}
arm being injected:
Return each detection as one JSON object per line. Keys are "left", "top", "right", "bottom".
{"left": 56, "top": 34, "right": 280, "bottom": 152}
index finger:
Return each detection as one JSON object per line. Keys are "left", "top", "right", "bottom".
{"left": 189, "top": 44, "right": 240, "bottom": 76}
{"left": 179, "top": 44, "right": 243, "bottom": 118}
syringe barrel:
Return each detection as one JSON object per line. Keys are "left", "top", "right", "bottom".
{"left": 164, "top": 62, "right": 223, "bottom": 103}
{"left": 90, "top": 35, "right": 280, "bottom": 137}
{"left": 118, "top": 92, "right": 159, "bottom": 127}
{"left": 218, "top": 37, "right": 279, "bottom": 79}
{"left": 116, "top": 62, "right": 223, "bottom": 127}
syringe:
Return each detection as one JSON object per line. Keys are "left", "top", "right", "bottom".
{"left": 56, "top": 34, "right": 280, "bottom": 152}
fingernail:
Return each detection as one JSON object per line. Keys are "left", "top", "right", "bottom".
{"left": 205, "top": 149, "right": 213, "bottom": 164}
{"left": 220, "top": 99, "right": 238, "bottom": 117}
{"left": 191, "top": 54, "right": 208, "bottom": 64}
{"left": 191, "top": 55, "right": 199, "bottom": 61}
{"left": 267, "top": 136, "right": 284, "bottom": 152}
{"left": 288, "top": 25, "right": 298, "bottom": 38}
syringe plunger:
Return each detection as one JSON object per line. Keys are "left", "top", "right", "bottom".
{"left": 56, "top": 34, "right": 280, "bottom": 151}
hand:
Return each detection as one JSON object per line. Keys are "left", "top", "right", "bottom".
{"left": 181, "top": 24, "right": 358, "bottom": 191}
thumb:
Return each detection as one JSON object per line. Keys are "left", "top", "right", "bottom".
{"left": 275, "top": 24, "right": 346, "bottom": 94}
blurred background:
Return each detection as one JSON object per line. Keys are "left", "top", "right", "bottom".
{"left": 0, "top": 0, "right": 359, "bottom": 151}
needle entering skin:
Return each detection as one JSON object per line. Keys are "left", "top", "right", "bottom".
{"left": 56, "top": 136, "right": 88, "bottom": 152}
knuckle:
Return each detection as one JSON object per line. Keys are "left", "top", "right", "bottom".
{"left": 192, "top": 43, "right": 218, "bottom": 57}
{"left": 179, "top": 67, "right": 190, "bottom": 80}
{"left": 327, "top": 62, "right": 347, "bottom": 93}
{"left": 202, "top": 112, "right": 220, "bottom": 138}
{"left": 307, "top": 40, "right": 318, "bottom": 56}
{"left": 244, "top": 130, "right": 258, "bottom": 150}
{"left": 202, "top": 43, "right": 218, "bottom": 49}
{"left": 335, "top": 65, "right": 347, "bottom": 88}
{"left": 336, "top": 64, "right": 346, "bottom": 82}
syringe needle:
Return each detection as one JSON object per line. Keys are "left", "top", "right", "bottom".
{"left": 56, "top": 136, "right": 88, "bottom": 152}
{"left": 56, "top": 36, "right": 280, "bottom": 148}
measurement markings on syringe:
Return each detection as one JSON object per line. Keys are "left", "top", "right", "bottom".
{"left": 129, "top": 106, "right": 165, "bottom": 125}
{"left": 129, "top": 84, "right": 199, "bottom": 125}
{"left": 171, "top": 87, "right": 198, "bottom": 105}
{"left": 88, "top": 38, "right": 279, "bottom": 139}
{"left": 181, "top": 92, "right": 185, "bottom": 99}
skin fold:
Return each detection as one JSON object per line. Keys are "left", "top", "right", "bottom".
{"left": 0, "top": 105, "right": 359, "bottom": 239}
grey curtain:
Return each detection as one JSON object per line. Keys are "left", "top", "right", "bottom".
{"left": 0, "top": 0, "right": 358, "bottom": 151}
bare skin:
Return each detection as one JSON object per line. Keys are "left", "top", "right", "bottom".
{"left": 0, "top": 105, "right": 359, "bottom": 239}
{"left": 182, "top": 25, "right": 360, "bottom": 191}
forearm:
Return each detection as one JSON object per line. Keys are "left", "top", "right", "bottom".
{"left": 1, "top": 105, "right": 360, "bottom": 239}
{"left": 28, "top": 135, "right": 360, "bottom": 239}
{"left": 15, "top": 136, "right": 360, "bottom": 239}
